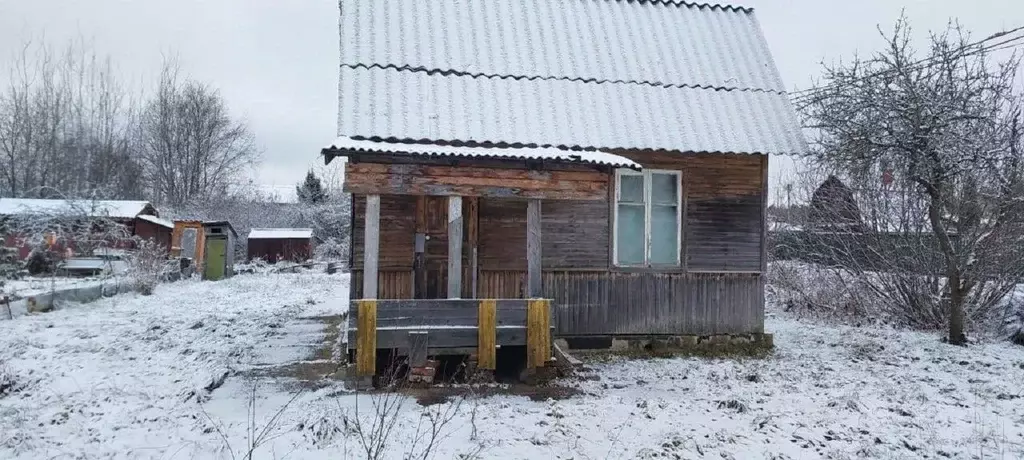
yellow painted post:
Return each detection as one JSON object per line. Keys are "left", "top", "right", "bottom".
{"left": 527, "top": 299, "right": 551, "bottom": 369}
{"left": 356, "top": 300, "right": 377, "bottom": 376}
{"left": 478, "top": 299, "right": 497, "bottom": 370}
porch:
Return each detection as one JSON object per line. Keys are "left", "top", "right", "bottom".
{"left": 338, "top": 144, "right": 632, "bottom": 378}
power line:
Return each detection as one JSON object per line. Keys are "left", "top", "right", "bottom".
{"left": 789, "top": 25, "right": 1024, "bottom": 106}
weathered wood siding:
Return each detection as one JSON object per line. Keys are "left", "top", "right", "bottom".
{"left": 345, "top": 162, "right": 608, "bottom": 200}
{"left": 682, "top": 154, "right": 766, "bottom": 272}
{"left": 352, "top": 195, "right": 415, "bottom": 269}
{"left": 609, "top": 150, "right": 767, "bottom": 272}
{"left": 545, "top": 271, "right": 764, "bottom": 335}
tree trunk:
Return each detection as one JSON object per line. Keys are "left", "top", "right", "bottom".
{"left": 948, "top": 280, "right": 967, "bottom": 345}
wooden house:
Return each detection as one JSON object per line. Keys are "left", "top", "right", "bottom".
{"left": 324, "top": 0, "right": 805, "bottom": 373}
{"left": 0, "top": 198, "right": 173, "bottom": 259}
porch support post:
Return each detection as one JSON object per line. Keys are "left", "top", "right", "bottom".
{"left": 448, "top": 196, "right": 463, "bottom": 298}
{"left": 363, "top": 194, "right": 380, "bottom": 299}
{"left": 527, "top": 199, "right": 542, "bottom": 298}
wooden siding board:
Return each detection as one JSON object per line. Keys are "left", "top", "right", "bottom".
{"left": 353, "top": 195, "right": 416, "bottom": 269}
{"left": 546, "top": 272, "right": 762, "bottom": 336}
{"left": 345, "top": 163, "right": 609, "bottom": 200}
{"left": 541, "top": 199, "right": 610, "bottom": 270}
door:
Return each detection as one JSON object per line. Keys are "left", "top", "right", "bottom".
{"left": 206, "top": 238, "right": 227, "bottom": 281}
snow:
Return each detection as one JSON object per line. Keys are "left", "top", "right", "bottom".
{"left": 2, "top": 271, "right": 1023, "bottom": 459}
{"left": 248, "top": 228, "right": 314, "bottom": 240}
{"left": 0, "top": 198, "right": 152, "bottom": 219}
{"left": 325, "top": 136, "right": 641, "bottom": 169}
{"left": 2, "top": 276, "right": 108, "bottom": 298}
{"left": 136, "top": 214, "right": 175, "bottom": 229}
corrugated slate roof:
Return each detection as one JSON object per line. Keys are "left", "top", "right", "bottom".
{"left": 327, "top": 136, "right": 640, "bottom": 168}
{"left": 336, "top": 0, "right": 805, "bottom": 155}
{"left": 248, "top": 228, "right": 314, "bottom": 240}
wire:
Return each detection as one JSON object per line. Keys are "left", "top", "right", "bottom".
{"left": 789, "top": 25, "right": 1024, "bottom": 105}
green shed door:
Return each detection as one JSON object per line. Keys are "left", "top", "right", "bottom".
{"left": 206, "top": 238, "right": 227, "bottom": 281}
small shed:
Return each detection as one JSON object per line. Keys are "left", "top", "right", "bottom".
{"left": 202, "top": 221, "right": 237, "bottom": 281}
{"left": 247, "top": 228, "right": 314, "bottom": 263}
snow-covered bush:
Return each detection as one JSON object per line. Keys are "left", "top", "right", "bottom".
{"left": 313, "top": 237, "right": 346, "bottom": 262}
{"left": 124, "top": 239, "right": 170, "bottom": 295}
{"left": 0, "top": 362, "right": 22, "bottom": 398}
{"left": 24, "top": 248, "right": 58, "bottom": 276}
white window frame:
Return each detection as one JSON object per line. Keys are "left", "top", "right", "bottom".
{"left": 613, "top": 169, "right": 682, "bottom": 267}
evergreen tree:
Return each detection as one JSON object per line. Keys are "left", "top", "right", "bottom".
{"left": 296, "top": 170, "right": 328, "bottom": 204}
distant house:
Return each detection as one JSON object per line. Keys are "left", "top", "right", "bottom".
{"left": 247, "top": 228, "right": 314, "bottom": 263}
{"left": 324, "top": 0, "right": 805, "bottom": 362}
{"left": 0, "top": 198, "right": 173, "bottom": 259}
{"left": 808, "top": 176, "right": 866, "bottom": 232}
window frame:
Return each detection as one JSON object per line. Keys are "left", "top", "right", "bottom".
{"left": 612, "top": 168, "right": 683, "bottom": 267}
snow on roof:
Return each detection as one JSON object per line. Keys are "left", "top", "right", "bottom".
{"left": 325, "top": 136, "right": 640, "bottom": 168}
{"left": 0, "top": 198, "right": 153, "bottom": 219}
{"left": 335, "top": 0, "right": 805, "bottom": 155}
{"left": 248, "top": 228, "right": 314, "bottom": 240}
{"left": 136, "top": 214, "right": 175, "bottom": 229}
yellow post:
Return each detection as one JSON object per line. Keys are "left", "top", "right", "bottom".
{"left": 356, "top": 300, "right": 377, "bottom": 376}
{"left": 478, "top": 299, "right": 497, "bottom": 370}
{"left": 527, "top": 299, "right": 551, "bottom": 369}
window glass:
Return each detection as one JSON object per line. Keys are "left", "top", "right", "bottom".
{"left": 651, "top": 173, "right": 677, "bottom": 205}
{"left": 616, "top": 204, "right": 645, "bottom": 265}
{"left": 650, "top": 204, "right": 678, "bottom": 265}
{"left": 619, "top": 174, "right": 644, "bottom": 203}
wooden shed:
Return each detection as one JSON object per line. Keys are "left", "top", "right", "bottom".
{"left": 326, "top": 0, "right": 805, "bottom": 375}
{"left": 202, "top": 221, "right": 236, "bottom": 281}
{"left": 247, "top": 228, "right": 313, "bottom": 263}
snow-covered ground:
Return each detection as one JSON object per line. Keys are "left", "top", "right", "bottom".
{"left": 2, "top": 271, "right": 1023, "bottom": 459}
{"left": 2, "top": 276, "right": 108, "bottom": 298}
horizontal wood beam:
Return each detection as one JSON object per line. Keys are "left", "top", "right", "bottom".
{"left": 345, "top": 162, "right": 609, "bottom": 201}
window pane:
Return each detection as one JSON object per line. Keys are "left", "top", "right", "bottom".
{"left": 650, "top": 205, "right": 678, "bottom": 265}
{"left": 619, "top": 174, "right": 644, "bottom": 203}
{"left": 616, "top": 204, "right": 645, "bottom": 265}
{"left": 651, "top": 173, "right": 678, "bottom": 205}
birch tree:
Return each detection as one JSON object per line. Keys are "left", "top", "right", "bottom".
{"left": 799, "top": 18, "right": 1024, "bottom": 345}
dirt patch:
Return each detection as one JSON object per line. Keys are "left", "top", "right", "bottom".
{"left": 308, "top": 314, "right": 345, "bottom": 362}
{"left": 402, "top": 383, "right": 583, "bottom": 406}
{"left": 240, "top": 315, "right": 347, "bottom": 389}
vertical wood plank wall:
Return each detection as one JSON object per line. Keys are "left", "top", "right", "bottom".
{"left": 348, "top": 152, "right": 768, "bottom": 336}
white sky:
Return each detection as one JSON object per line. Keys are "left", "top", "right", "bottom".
{"left": 1, "top": 0, "right": 1021, "bottom": 201}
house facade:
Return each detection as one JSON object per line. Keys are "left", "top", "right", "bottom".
{"left": 325, "top": 0, "right": 805, "bottom": 362}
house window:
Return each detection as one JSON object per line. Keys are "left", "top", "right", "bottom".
{"left": 614, "top": 169, "right": 681, "bottom": 266}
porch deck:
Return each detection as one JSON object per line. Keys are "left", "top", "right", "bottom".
{"left": 348, "top": 298, "right": 553, "bottom": 376}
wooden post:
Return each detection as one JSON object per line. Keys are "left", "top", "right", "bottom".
{"left": 526, "top": 199, "right": 542, "bottom": 298}
{"left": 527, "top": 299, "right": 551, "bottom": 369}
{"left": 414, "top": 196, "right": 427, "bottom": 299}
{"left": 448, "top": 196, "right": 463, "bottom": 298}
{"left": 364, "top": 195, "right": 380, "bottom": 299}
{"left": 356, "top": 300, "right": 377, "bottom": 376}
{"left": 467, "top": 197, "right": 479, "bottom": 298}
{"left": 477, "top": 299, "right": 497, "bottom": 370}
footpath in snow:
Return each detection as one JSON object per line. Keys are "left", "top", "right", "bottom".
{"left": 1, "top": 271, "right": 1023, "bottom": 459}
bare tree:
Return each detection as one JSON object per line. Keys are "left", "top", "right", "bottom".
{"left": 139, "top": 60, "right": 258, "bottom": 207}
{"left": 0, "top": 38, "right": 143, "bottom": 199}
{"left": 798, "top": 18, "right": 1024, "bottom": 344}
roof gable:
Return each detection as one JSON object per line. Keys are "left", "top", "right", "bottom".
{"left": 337, "top": 0, "right": 805, "bottom": 155}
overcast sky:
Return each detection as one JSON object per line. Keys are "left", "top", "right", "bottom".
{"left": 1, "top": 0, "right": 1021, "bottom": 201}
